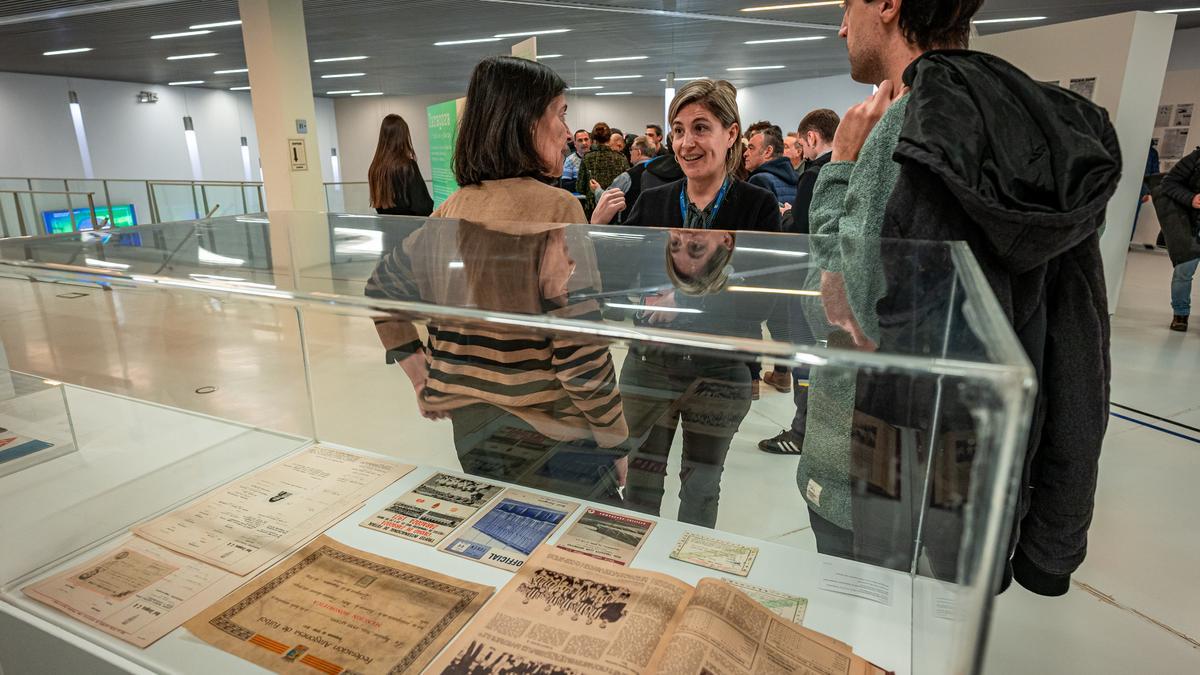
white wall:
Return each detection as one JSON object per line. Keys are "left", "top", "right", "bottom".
{"left": 0, "top": 71, "right": 339, "bottom": 184}
{"left": 975, "top": 11, "right": 1177, "bottom": 309}
{"left": 736, "top": 73, "right": 874, "bottom": 131}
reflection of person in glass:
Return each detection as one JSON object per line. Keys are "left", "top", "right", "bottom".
{"left": 620, "top": 229, "right": 754, "bottom": 528}
{"left": 364, "top": 55, "right": 627, "bottom": 503}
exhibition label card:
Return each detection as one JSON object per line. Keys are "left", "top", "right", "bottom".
{"left": 818, "top": 560, "right": 894, "bottom": 606}
{"left": 360, "top": 472, "right": 503, "bottom": 546}
{"left": 729, "top": 580, "right": 808, "bottom": 624}
{"left": 185, "top": 535, "right": 493, "bottom": 675}
{"left": 439, "top": 488, "right": 578, "bottom": 572}
{"left": 23, "top": 536, "right": 255, "bottom": 648}
{"left": 134, "top": 445, "right": 414, "bottom": 575}
{"left": 669, "top": 532, "right": 758, "bottom": 577}
{"left": 555, "top": 507, "right": 655, "bottom": 566}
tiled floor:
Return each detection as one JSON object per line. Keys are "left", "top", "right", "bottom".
{"left": 1, "top": 247, "right": 1197, "bottom": 671}
{"left": 982, "top": 249, "right": 1200, "bottom": 672}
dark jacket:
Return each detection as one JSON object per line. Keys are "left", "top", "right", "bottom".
{"left": 873, "top": 50, "right": 1121, "bottom": 596}
{"left": 624, "top": 178, "right": 783, "bottom": 233}
{"left": 374, "top": 165, "right": 434, "bottom": 217}
{"left": 747, "top": 156, "right": 798, "bottom": 206}
{"left": 640, "top": 154, "right": 685, "bottom": 193}
{"left": 1161, "top": 146, "right": 1200, "bottom": 232}
{"left": 616, "top": 160, "right": 653, "bottom": 224}
{"left": 781, "top": 151, "right": 831, "bottom": 235}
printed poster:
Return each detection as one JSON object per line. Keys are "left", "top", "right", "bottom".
{"left": 439, "top": 488, "right": 578, "bottom": 572}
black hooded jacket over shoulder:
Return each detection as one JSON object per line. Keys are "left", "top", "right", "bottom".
{"left": 874, "top": 50, "right": 1121, "bottom": 596}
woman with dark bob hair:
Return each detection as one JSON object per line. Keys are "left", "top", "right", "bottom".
{"left": 371, "top": 56, "right": 628, "bottom": 502}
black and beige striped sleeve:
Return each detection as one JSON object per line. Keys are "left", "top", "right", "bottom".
{"left": 547, "top": 298, "right": 628, "bottom": 449}
{"left": 365, "top": 243, "right": 423, "bottom": 364}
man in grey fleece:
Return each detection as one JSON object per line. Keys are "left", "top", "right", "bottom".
{"left": 796, "top": 0, "right": 980, "bottom": 558}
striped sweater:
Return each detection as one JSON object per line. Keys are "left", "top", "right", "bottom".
{"left": 365, "top": 178, "right": 628, "bottom": 449}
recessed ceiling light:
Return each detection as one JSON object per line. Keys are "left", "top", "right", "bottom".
{"left": 169, "top": 80, "right": 205, "bottom": 85}
{"left": 659, "top": 77, "right": 708, "bottom": 82}
{"left": 971, "top": 16, "right": 1048, "bottom": 24}
{"left": 741, "top": 1, "right": 841, "bottom": 11}
{"left": 151, "top": 30, "right": 212, "bottom": 39}
{"left": 189, "top": 20, "right": 241, "bottom": 29}
{"left": 167, "top": 53, "right": 218, "bottom": 60}
{"left": 230, "top": 86, "right": 251, "bottom": 91}
{"left": 726, "top": 65, "right": 787, "bottom": 71}
{"left": 594, "top": 74, "right": 642, "bottom": 80}
{"left": 494, "top": 29, "right": 571, "bottom": 37}
{"left": 326, "top": 90, "right": 360, "bottom": 95}
{"left": 567, "top": 85, "right": 603, "bottom": 90}
{"left": 434, "top": 37, "right": 502, "bottom": 46}
{"left": 321, "top": 72, "right": 365, "bottom": 78}
{"left": 213, "top": 68, "right": 248, "bottom": 74}
{"left": 744, "top": 36, "right": 827, "bottom": 44}
{"left": 43, "top": 47, "right": 92, "bottom": 56}
{"left": 1156, "top": 7, "right": 1200, "bottom": 12}
{"left": 596, "top": 91, "right": 633, "bottom": 96}
{"left": 539, "top": 54, "right": 563, "bottom": 59}
{"left": 313, "top": 56, "right": 368, "bottom": 63}
{"left": 587, "top": 55, "right": 648, "bottom": 63}
{"left": 351, "top": 92, "right": 384, "bottom": 97}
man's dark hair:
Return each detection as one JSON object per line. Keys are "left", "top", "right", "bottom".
{"left": 797, "top": 109, "right": 840, "bottom": 143}
{"left": 647, "top": 123, "right": 664, "bottom": 137}
{"left": 454, "top": 56, "right": 567, "bottom": 186}
{"left": 887, "top": 0, "right": 984, "bottom": 50}
{"left": 756, "top": 127, "right": 785, "bottom": 157}
{"left": 745, "top": 120, "right": 780, "bottom": 140}
{"left": 574, "top": 129, "right": 589, "bottom": 138}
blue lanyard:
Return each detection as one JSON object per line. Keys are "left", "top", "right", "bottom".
{"left": 679, "top": 178, "right": 730, "bottom": 228}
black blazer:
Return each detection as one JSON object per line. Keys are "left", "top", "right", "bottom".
{"left": 624, "top": 178, "right": 782, "bottom": 232}
{"left": 375, "top": 165, "right": 434, "bottom": 217}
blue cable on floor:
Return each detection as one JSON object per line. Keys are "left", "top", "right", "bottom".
{"left": 1109, "top": 411, "right": 1200, "bottom": 445}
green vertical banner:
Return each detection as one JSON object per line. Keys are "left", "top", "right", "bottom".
{"left": 427, "top": 98, "right": 464, "bottom": 207}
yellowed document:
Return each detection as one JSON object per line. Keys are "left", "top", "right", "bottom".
{"left": 186, "top": 535, "right": 492, "bottom": 675}
{"left": 23, "top": 536, "right": 254, "bottom": 648}
{"left": 729, "top": 580, "right": 808, "bottom": 624}
{"left": 134, "top": 445, "right": 413, "bottom": 575}
{"left": 555, "top": 507, "right": 655, "bottom": 566}
{"left": 669, "top": 532, "right": 758, "bottom": 577}
{"left": 427, "top": 546, "right": 694, "bottom": 675}
{"left": 360, "top": 472, "right": 503, "bottom": 546}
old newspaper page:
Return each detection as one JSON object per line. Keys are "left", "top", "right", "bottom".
{"left": 23, "top": 535, "right": 252, "bottom": 648}
{"left": 649, "top": 579, "right": 890, "bottom": 675}
{"left": 185, "top": 535, "right": 492, "bottom": 675}
{"left": 135, "top": 445, "right": 413, "bottom": 574}
{"left": 426, "top": 546, "right": 694, "bottom": 675}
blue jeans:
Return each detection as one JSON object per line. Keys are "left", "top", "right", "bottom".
{"left": 1173, "top": 258, "right": 1199, "bottom": 316}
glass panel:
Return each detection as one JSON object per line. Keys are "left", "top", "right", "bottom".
{"left": 0, "top": 370, "right": 77, "bottom": 480}
{"left": 0, "top": 212, "right": 1033, "bottom": 675}
{"left": 200, "top": 184, "right": 251, "bottom": 218}
{"left": 149, "top": 183, "right": 201, "bottom": 223}
{"left": 100, "top": 180, "right": 154, "bottom": 227}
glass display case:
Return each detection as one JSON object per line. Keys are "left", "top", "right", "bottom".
{"left": 0, "top": 212, "right": 1034, "bottom": 675}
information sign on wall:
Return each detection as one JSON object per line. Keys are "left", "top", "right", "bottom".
{"left": 428, "top": 98, "right": 465, "bottom": 207}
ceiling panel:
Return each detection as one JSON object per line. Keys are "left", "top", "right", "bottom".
{"left": 0, "top": 0, "right": 1192, "bottom": 98}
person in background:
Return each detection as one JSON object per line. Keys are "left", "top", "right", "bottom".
{"left": 757, "top": 108, "right": 840, "bottom": 456}
{"left": 745, "top": 125, "right": 799, "bottom": 207}
{"left": 608, "top": 130, "right": 627, "bottom": 156}
{"left": 645, "top": 123, "right": 666, "bottom": 156}
{"left": 617, "top": 79, "right": 781, "bottom": 527}
{"left": 367, "top": 55, "right": 627, "bottom": 502}
{"left": 369, "top": 114, "right": 434, "bottom": 216}
{"left": 590, "top": 135, "right": 657, "bottom": 225}
{"left": 624, "top": 133, "right": 638, "bottom": 162}
{"left": 1161, "top": 145, "right": 1200, "bottom": 332}
{"left": 640, "top": 132, "right": 684, "bottom": 192}
{"left": 784, "top": 132, "right": 806, "bottom": 172}
{"left": 561, "top": 129, "right": 591, "bottom": 194}
{"left": 1133, "top": 139, "right": 1160, "bottom": 240}
{"left": 578, "top": 122, "right": 631, "bottom": 215}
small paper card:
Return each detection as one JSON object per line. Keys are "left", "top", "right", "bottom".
{"left": 669, "top": 532, "right": 758, "bottom": 577}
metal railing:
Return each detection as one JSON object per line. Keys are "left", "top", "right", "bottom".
{"left": 0, "top": 189, "right": 102, "bottom": 237}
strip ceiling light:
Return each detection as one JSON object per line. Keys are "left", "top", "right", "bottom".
{"left": 596, "top": 91, "right": 633, "bottom": 96}
{"left": 594, "top": 75, "right": 642, "bottom": 80}
{"left": 167, "top": 53, "right": 218, "bottom": 60}
{"left": 972, "top": 16, "right": 1047, "bottom": 24}
{"left": 321, "top": 72, "right": 365, "bottom": 78}
{"left": 434, "top": 37, "right": 501, "bottom": 46}
{"left": 741, "top": 1, "right": 841, "bottom": 11}
{"left": 587, "top": 55, "right": 648, "bottom": 63}
{"left": 213, "top": 68, "right": 248, "bottom": 74}
{"left": 44, "top": 47, "right": 92, "bottom": 55}
{"left": 744, "top": 36, "right": 827, "bottom": 44}
{"left": 314, "top": 56, "right": 368, "bottom": 62}
{"left": 539, "top": 54, "right": 563, "bottom": 59}
{"left": 659, "top": 77, "right": 707, "bottom": 82}
{"left": 326, "top": 90, "right": 360, "bottom": 95}
{"left": 189, "top": 20, "right": 241, "bottom": 29}
{"left": 567, "top": 86, "right": 602, "bottom": 90}
{"left": 727, "top": 65, "right": 786, "bottom": 71}
{"left": 1156, "top": 7, "right": 1200, "bottom": 12}
{"left": 151, "top": 30, "right": 212, "bottom": 39}
{"left": 351, "top": 92, "right": 384, "bottom": 97}
{"left": 230, "top": 86, "right": 250, "bottom": 91}
{"left": 494, "top": 29, "right": 570, "bottom": 37}
{"left": 168, "top": 80, "right": 205, "bottom": 85}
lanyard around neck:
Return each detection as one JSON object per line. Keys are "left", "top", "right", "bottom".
{"left": 679, "top": 177, "right": 730, "bottom": 228}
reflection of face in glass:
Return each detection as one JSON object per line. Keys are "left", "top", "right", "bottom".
{"left": 666, "top": 229, "right": 735, "bottom": 296}
{"left": 540, "top": 229, "right": 577, "bottom": 300}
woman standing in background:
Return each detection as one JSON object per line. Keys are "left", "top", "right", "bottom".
{"left": 369, "top": 113, "right": 434, "bottom": 216}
